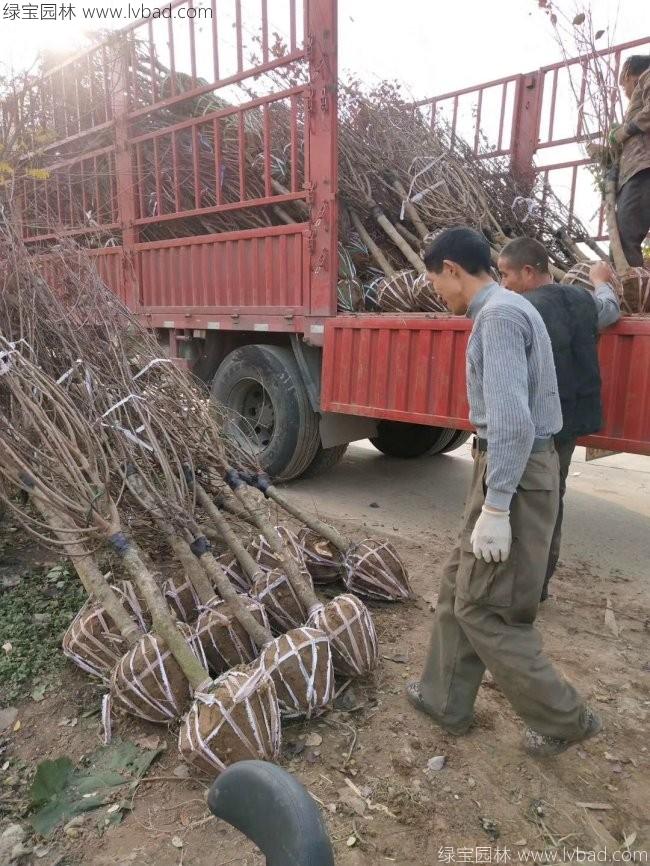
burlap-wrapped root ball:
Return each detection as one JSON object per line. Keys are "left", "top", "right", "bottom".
{"left": 248, "top": 526, "right": 307, "bottom": 573}
{"left": 250, "top": 569, "right": 308, "bottom": 633}
{"left": 259, "top": 627, "right": 334, "bottom": 719}
{"left": 164, "top": 571, "right": 201, "bottom": 623}
{"left": 620, "top": 267, "right": 650, "bottom": 315}
{"left": 338, "top": 277, "right": 365, "bottom": 312}
{"left": 345, "top": 539, "right": 413, "bottom": 601}
{"left": 411, "top": 271, "right": 448, "bottom": 313}
{"left": 297, "top": 528, "right": 346, "bottom": 585}
{"left": 375, "top": 270, "right": 418, "bottom": 312}
{"left": 110, "top": 624, "right": 201, "bottom": 724}
{"left": 62, "top": 581, "right": 149, "bottom": 681}
{"left": 179, "top": 667, "right": 281, "bottom": 776}
{"left": 216, "top": 552, "right": 251, "bottom": 593}
{"left": 308, "top": 594, "right": 379, "bottom": 677}
{"left": 194, "top": 598, "right": 270, "bottom": 675}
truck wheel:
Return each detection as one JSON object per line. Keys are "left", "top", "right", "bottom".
{"left": 300, "top": 443, "right": 348, "bottom": 478}
{"left": 211, "top": 345, "right": 319, "bottom": 481}
{"left": 370, "top": 421, "right": 456, "bottom": 458}
{"left": 437, "top": 429, "right": 472, "bottom": 454}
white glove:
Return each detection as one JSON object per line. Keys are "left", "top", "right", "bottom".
{"left": 470, "top": 506, "right": 512, "bottom": 563}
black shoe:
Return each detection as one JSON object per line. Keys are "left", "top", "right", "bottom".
{"left": 405, "top": 682, "right": 472, "bottom": 736}
{"left": 523, "top": 707, "right": 603, "bottom": 758}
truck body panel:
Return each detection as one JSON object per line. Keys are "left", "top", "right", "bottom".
{"left": 321, "top": 316, "right": 650, "bottom": 457}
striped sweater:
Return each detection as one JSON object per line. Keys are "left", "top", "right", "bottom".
{"left": 466, "top": 282, "right": 562, "bottom": 510}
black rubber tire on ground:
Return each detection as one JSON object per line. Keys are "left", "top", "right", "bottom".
{"left": 437, "top": 429, "right": 472, "bottom": 454}
{"left": 211, "top": 345, "right": 319, "bottom": 481}
{"left": 208, "top": 760, "right": 335, "bottom": 866}
{"left": 300, "top": 443, "right": 349, "bottom": 478}
{"left": 370, "top": 421, "right": 457, "bottom": 458}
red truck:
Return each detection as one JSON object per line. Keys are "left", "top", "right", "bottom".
{"left": 3, "top": 3, "right": 650, "bottom": 477}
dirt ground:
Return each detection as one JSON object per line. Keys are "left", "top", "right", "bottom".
{"left": 1, "top": 443, "right": 649, "bottom": 865}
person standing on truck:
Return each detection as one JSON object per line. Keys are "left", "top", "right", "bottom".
{"left": 609, "top": 55, "right": 650, "bottom": 267}
{"left": 497, "top": 238, "right": 621, "bottom": 601}
{"left": 407, "top": 227, "right": 601, "bottom": 757}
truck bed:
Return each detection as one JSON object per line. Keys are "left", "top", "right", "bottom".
{"left": 320, "top": 314, "right": 650, "bottom": 457}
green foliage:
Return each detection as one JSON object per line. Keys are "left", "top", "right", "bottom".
{"left": 0, "top": 561, "right": 85, "bottom": 703}
{"left": 29, "top": 739, "right": 164, "bottom": 836}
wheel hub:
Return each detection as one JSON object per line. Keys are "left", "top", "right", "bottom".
{"left": 228, "top": 379, "right": 275, "bottom": 454}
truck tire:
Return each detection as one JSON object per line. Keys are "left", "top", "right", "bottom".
{"left": 211, "top": 345, "right": 319, "bottom": 481}
{"left": 370, "top": 421, "right": 456, "bottom": 458}
{"left": 437, "top": 429, "right": 472, "bottom": 454}
{"left": 301, "top": 443, "right": 348, "bottom": 478}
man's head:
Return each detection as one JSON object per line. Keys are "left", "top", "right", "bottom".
{"left": 423, "top": 227, "right": 493, "bottom": 315}
{"left": 620, "top": 55, "right": 650, "bottom": 100}
{"left": 498, "top": 237, "right": 550, "bottom": 294}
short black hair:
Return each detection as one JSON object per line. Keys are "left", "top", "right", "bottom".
{"left": 499, "top": 237, "right": 549, "bottom": 274}
{"left": 621, "top": 55, "right": 650, "bottom": 80}
{"left": 423, "top": 227, "right": 492, "bottom": 275}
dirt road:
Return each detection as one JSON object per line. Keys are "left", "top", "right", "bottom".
{"left": 3, "top": 442, "right": 649, "bottom": 865}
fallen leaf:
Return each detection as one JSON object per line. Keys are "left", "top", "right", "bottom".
{"left": 605, "top": 599, "right": 619, "bottom": 637}
{"left": 29, "top": 739, "right": 164, "bottom": 836}
{"left": 346, "top": 835, "right": 357, "bottom": 847}
{"left": 575, "top": 802, "right": 613, "bottom": 810}
{"left": 623, "top": 831, "right": 637, "bottom": 848}
{"left": 305, "top": 732, "right": 322, "bottom": 748}
{"left": 13, "top": 720, "right": 21, "bottom": 732}
{"left": 338, "top": 789, "right": 367, "bottom": 817}
{"left": 382, "top": 652, "right": 409, "bottom": 664}
{"left": 480, "top": 816, "right": 500, "bottom": 839}
{"left": 133, "top": 735, "right": 160, "bottom": 751}
{"left": 0, "top": 707, "right": 18, "bottom": 734}
{"left": 171, "top": 836, "right": 183, "bottom": 849}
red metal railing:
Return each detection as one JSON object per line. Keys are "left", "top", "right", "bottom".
{"left": 417, "top": 35, "right": 650, "bottom": 240}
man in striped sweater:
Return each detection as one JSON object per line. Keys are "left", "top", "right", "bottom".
{"left": 407, "top": 227, "right": 601, "bottom": 757}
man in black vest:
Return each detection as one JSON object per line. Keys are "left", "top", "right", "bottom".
{"left": 498, "top": 238, "right": 621, "bottom": 601}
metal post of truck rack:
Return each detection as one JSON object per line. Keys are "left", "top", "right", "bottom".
{"left": 510, "top": 71, "right": 544, "bottom": 193}
{"left": 111, "top": 38, "right": 140, "bottom": 312}
{"left": 306, "top": 0, "right": 339, "bottom": 317}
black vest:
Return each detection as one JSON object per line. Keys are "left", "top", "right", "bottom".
{"left": 524, "top": 283, "right": 602, "bottom": 440}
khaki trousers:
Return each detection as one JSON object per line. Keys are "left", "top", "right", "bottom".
{"left": 419, "top": 447, "right": 586, "bottom": 739}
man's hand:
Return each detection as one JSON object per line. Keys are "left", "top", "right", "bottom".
{"left": 589, "top": 261, "right": 616, "bottom": 287}
{"left": 586, "top": 142, "right": 605, "bottom": 160}
{"left": 608, "top": 125, "right": 630, "bottom": 148}
{"left": 470, "top": 505, "right": 512, "bottom": 563}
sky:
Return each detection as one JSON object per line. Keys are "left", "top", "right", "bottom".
{"left": 0, "top": 0, "right": 642, "bottom": 96}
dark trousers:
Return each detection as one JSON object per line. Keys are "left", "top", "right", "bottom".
{"left": 616, "top": 168, "right": 650, "bottom": 267}
{"left": 541, "top": 436, "right": 577, "bottom": 600}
